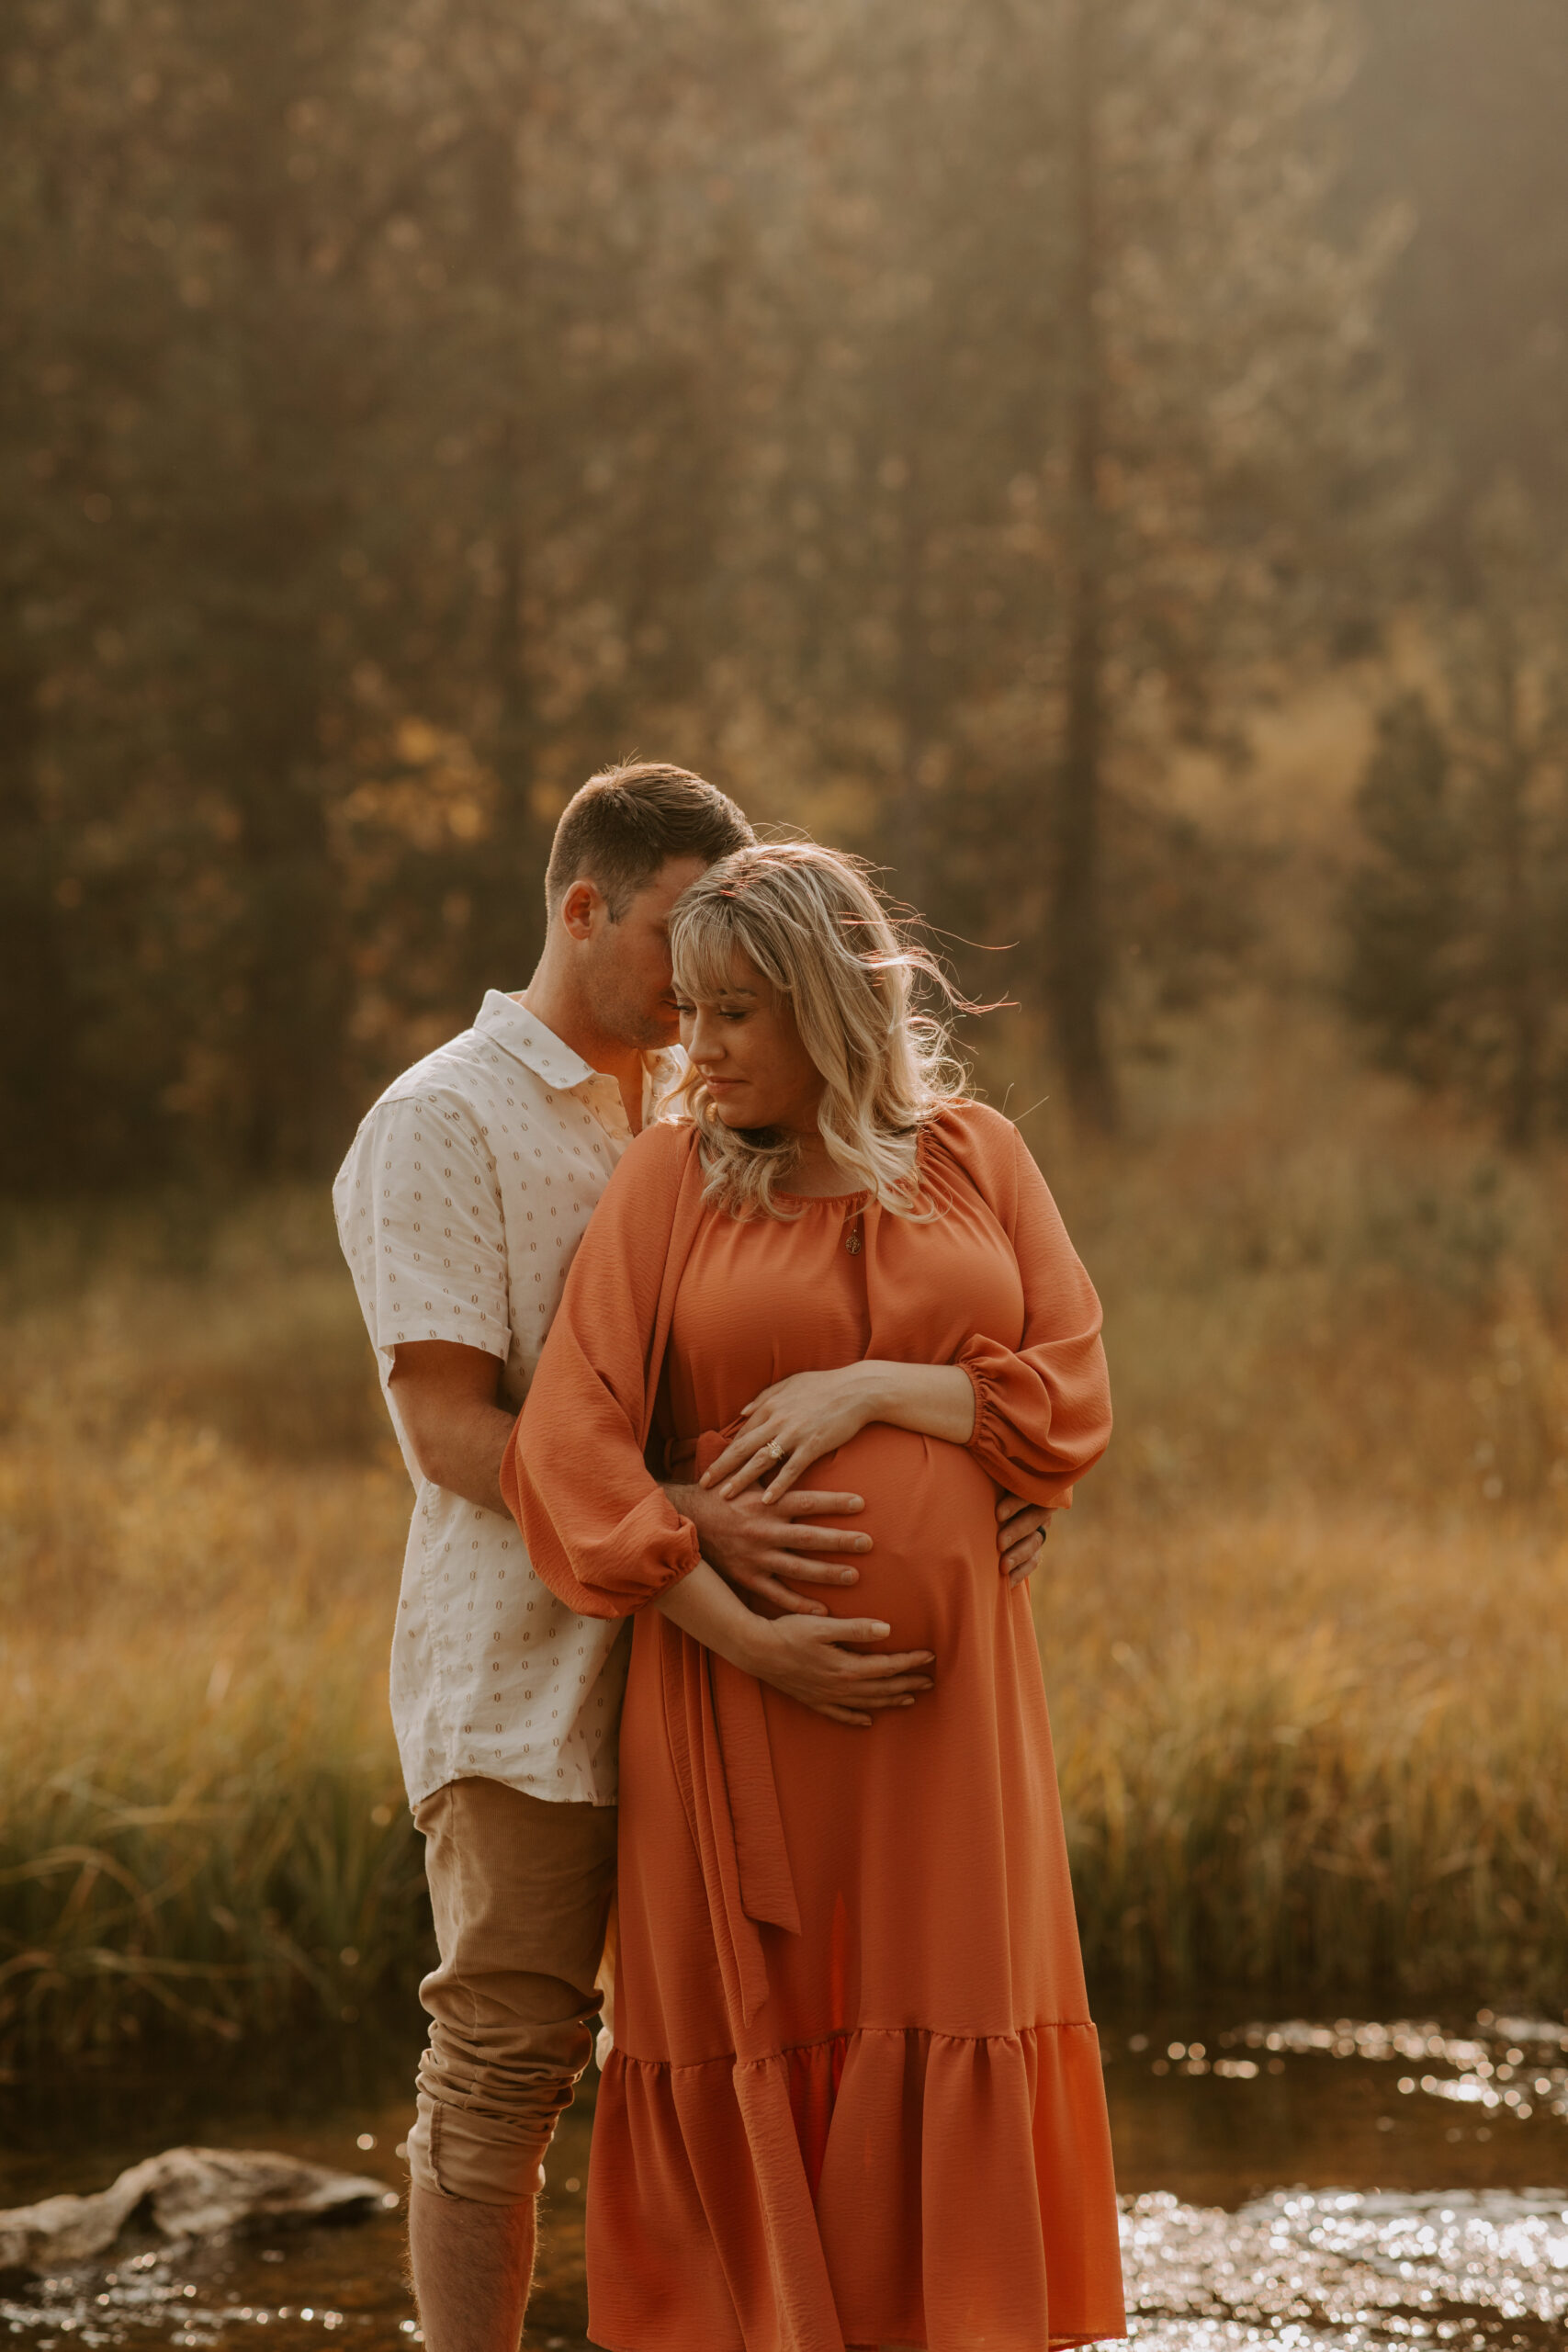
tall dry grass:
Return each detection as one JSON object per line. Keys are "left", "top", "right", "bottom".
{"left": 0, "top": 1193, "right": 425, "bottom": 2065}
{"left": 3, "top": 1006, "right": 1567, "bottom": 2064}
{"left": 1036, "top": 1001, "right": 1568, "bottom": 1998}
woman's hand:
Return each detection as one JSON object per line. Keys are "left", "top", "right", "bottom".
{"left": 701, "top": 1366, "right": 882, "bottom": 1504}
{"left": 700, "top": 1361, "right": 976, "bottom": 1504}
{"left": 744, "top": 1610, "right": 935, "bottom": 1727}
{"left": 655, "top": 1559, "right": 934, "bottom": 1727}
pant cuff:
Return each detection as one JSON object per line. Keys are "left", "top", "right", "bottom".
{"left": 408, "top": 2087, "right": 556, "bottom": 2207}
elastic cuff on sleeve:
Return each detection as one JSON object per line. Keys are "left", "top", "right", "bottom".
{"left": 956, "top": 1346, "right": 993, "bottom": 1456}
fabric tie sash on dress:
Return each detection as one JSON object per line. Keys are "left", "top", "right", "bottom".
{"left": 660, "top": 1431, "right": 802, "bottom": 2029}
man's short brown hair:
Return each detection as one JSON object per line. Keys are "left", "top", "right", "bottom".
{"left": 545, "top": 762, "right": 752, "bottom": 920}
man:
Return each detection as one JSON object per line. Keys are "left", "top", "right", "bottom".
{"left": 334, "top": 760, "right": 1053, "bottom": 2352}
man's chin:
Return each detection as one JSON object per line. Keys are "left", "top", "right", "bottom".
{"left": 617, "top": 1007, "right": 682, "bottom": 1053}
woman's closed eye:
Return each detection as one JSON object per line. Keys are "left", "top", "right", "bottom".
{"left": 675, "top": 998, "right": 750, "bottom": 1023}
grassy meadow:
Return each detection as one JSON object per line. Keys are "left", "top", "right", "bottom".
{"left": 3, "top": 1001, "right": 1567, "bottom": 2069}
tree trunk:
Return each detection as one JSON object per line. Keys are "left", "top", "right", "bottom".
{"left": 895, "top": 440, "right": 931, "bottom": 916}
{"left": 470, "top": 91, "right": 544, "bottom": 990}
{"left": 1491, "top": 627, "right": 1540, "bottom": 1149}
{"left": 221, "top": 68, "right": 352, "bottom": 1179}
{"left": 1047, "top": 0, "right": 1118, "bottom": 1132}
{"left": 0, "top": 634, "right": 74, "bottom": 1186}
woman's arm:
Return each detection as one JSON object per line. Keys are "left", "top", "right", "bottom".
{"left": 504, "top": 1127, "right": 705, "bottom": 1619}
{"left": 950, "top": 1120, "right": 1111, "bottom": 1504}
{"left": 700, "top": 1361, "right": 975, "bottom": 1503}
{"left": 656, "top": 1558, "right": 935, "bottom": 1727}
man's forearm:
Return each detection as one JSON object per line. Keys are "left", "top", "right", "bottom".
{"left": 664, "top": 1482, "right": 709, "bottom": 1548}
{"left": 403, "top": 1396, "right": 516, "bottom": 1516}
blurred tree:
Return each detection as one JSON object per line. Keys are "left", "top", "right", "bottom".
{"left": 0, "top": 0, "right": 197, "bottom": 1175}
{"left": 1345, "top": 0, "right": 1568, "bottom": 568}
{"left": 1031, "top": 0, "right": 1407, "bottom": 1125}
{"left": 0, "top": 0, "right": 767, "bottom": 1182}
{"left": 733, "top": 0, "right": 1405, "bottom": 1126}
{"left": 1345, "top": 491, "right": 1568, "bottom": 1147}
{"left": 0, "top": 0, "right": 1422, "bottom": 1182}
{"left": 734, "top": 0, "right": 1063, "bottom": 918}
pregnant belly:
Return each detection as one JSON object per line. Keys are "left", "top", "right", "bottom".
{"left": 690, "top": 1420, "right": 1005, "bottom": 1653}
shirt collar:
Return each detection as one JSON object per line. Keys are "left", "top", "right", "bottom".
{"left": 476, "top": 989, "right": 682, "bottom": 1105}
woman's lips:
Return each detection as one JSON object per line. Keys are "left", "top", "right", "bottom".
{"left": 702, "top": 1074, "right": 742, "bottom": 1094}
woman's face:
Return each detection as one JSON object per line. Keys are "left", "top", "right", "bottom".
{"left": 676, "top": 948, "right": 824, "bottom": 1134}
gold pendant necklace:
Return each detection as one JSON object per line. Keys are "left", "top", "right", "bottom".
{"left": 843, "top": 1211, "right": 863, "bottom": 1255}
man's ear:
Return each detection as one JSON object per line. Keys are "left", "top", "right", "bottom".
{"left": 558, "top": 877, "right": 604, "bottom": 942}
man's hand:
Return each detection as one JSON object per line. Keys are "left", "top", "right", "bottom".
{"left": 998, "top": 1494, "right": 1056, "bottom": 1587}
{"left": 670, "top": 1479, "right": 871, "bottom": 1617}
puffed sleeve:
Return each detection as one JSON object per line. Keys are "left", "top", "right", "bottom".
{"left": 953, "top": 1116, "right": 1111, "bottom": 1506}
{"left": 501, "top": 1125, "right": 701, "bottom": 1620}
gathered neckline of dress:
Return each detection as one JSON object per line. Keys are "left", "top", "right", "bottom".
{"left": 773, "top": 1186, "right": 871, "bottom": 1206}
{"left": 772, "top": 1115, "right": 954, "bottom": 1209}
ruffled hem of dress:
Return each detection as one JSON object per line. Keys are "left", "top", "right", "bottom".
{"left": 585, "top": 2020, "right": 1127, "bottom": 2352}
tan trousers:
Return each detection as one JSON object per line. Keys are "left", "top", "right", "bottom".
{"left": 408, "top": 1775, "right": 618, "bottom": 2207}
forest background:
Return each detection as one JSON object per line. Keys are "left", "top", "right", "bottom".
{"left": 4, "top": 0, "right": 1568, "bottom": 2068}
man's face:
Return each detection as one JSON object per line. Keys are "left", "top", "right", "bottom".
{"left": 579, "top": 855, "right": 710, "bottom": 1051}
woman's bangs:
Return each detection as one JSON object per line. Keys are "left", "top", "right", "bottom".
{"left": 671, "top": 899, "right": 751, "bottom": 1004}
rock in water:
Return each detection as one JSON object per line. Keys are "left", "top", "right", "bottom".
{"left": 0, "top": 2147, "right": 389, "bottom": 2273}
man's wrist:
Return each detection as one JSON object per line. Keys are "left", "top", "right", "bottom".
{"left": 665, "top": 1479, "right": 728, "bottom": 1578}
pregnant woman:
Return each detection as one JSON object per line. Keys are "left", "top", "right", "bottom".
{"left": 506, "top": 842, "right": 1125, "bottom": 2352}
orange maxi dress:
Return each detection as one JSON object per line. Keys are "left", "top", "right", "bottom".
{"left": 506, "top": 1102, "right": 1125, "bottom": 2352}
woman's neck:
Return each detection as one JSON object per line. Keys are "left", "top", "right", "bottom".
{"left": 782, "top": 1125, "right": 861, "bottom": 1199}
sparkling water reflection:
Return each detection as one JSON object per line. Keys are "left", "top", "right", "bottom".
{"left": 1124, "top": 2188, "right": 1568, "bottom": 2347}
{"left": 4, "top": 2007, "right": 1565, "bottom": 2349}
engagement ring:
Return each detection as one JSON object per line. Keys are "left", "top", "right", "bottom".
{"left": 765, "top": 1438, "right": 785, "bottom": 1462}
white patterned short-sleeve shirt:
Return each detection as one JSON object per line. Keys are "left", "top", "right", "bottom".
{"left": 333, "top": 990, "right": 680, "bottom": 1809}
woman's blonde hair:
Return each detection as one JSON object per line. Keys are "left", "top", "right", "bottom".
{"left": 668, "top": 840, "right": 970, "bottom": 1218}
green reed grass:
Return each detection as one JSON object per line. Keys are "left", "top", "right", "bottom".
{"left": 2, "top": 1028, "right": 1567, "bottom": 2064}
{"left": 1045, "top": 1509, "right": 1568, "bottom": 1998}
{"left": 0, "top": 1496, "right": 430, "bottom": 2064}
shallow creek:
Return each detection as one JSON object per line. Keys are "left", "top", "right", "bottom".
{"left": 4, "top": 2003, "right": 1566, "bottom": 2350}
